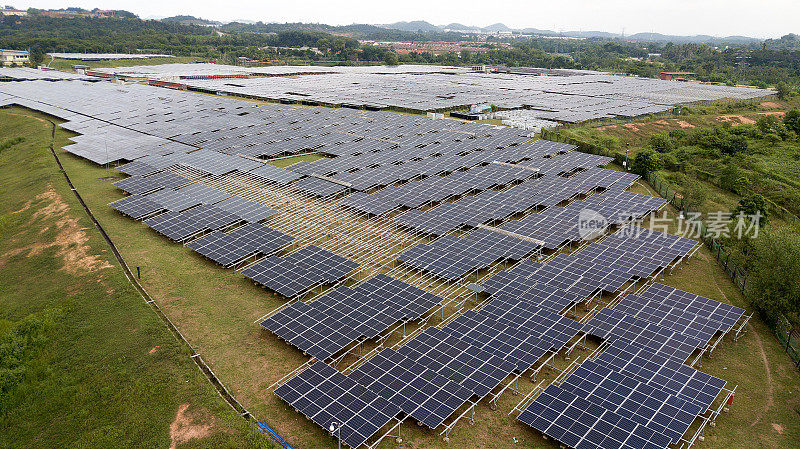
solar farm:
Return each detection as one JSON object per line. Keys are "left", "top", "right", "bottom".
{"left": 0, "top": 66, "right": 776, "bottom": 449}
{"left": 89, "top": 63, "right": 770, "bottom": 122}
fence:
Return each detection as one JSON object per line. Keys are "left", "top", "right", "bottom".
{"left": 542, "top": 129, "right": 800, "bottom": 370}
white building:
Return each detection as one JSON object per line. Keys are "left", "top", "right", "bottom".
{"left": 0, "top": 8, "right": 27, "bottom": 16}
{"left": 0, "top": 49, "right": 29, "bottom": 66}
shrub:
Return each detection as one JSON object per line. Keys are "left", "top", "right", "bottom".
{"left": 648, "top": 133, "right": 675, "bottom": 153}
{"left": 660, "top": 152, "right": 682, "bottom": 171}
{"left": 719, "top": 164, "right": 750, "bottom": 194}
{"left": 784, "top": 109, "right": 800, "bottom": 135}
{"left": 757, "top": 115, "right": 788, "bottom": 139}
{"left": 764, "top": 133, "right": 782, "bottom": 144}
{"left": 735, "top": 193, "right": 769, "bottom": 222}
{"left": 668, "top": 129, "right": 688, "bottom": 141}
{"left": 746, "top": 227, "right": 800, "bottom": 321}
{"left": 686, "top": 126, "right": 748, "bottom": 155}
{"left": 631, "top": 149, "right": 660, "bottom": 176}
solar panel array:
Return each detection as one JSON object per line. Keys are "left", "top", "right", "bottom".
{"left": 243, "top": 246, "right": 359, "bottom": 298}
{"left": 260, "top": 274, "right": 442, "bottom": 360}
{"left": 394, "top": 166, "right": 639, "bottom": 236}
{"left": 274, "top": 362, "right": 400, "bottom": 449}
{"left": 145, "top": 204, "right": 242, "bottom": 241}
{"left": 481, "top": 228, "right": 697, "bottom": 316}
{"left": 124, "top": 63, "right": 774, "bottom": 118}
{"left": 0, "top": 70, "right": 754, "bottom": 448}
{"left": 0, "top": 79, "right": 537, "bottom": 167}
{"left": 398, "top": 227, "right": 541, "bottom": 281}
{"left": 113, "top": 171, "right": 189, "bottom": 195}
{"left": 341, "top": 162, "right": 538, "bottom": 215}
{"left": 350, "top": 348, "right": 473, "bottom": 429}
{"left": 187, "top": 223, "right": 294, "bottom": 267}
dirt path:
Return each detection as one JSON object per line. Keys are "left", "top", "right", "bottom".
{"left": 698, "top": 253, "right": 775, "bottom": 427}
{"left": 749, "top": 325, "right": 774, "bottom": 427}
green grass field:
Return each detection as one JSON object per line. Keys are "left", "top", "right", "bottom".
{"left": 46, "top": 56, "right": 201, "bottom": 72}
{"left": 2, "top": 105, "right": 799, "bottom": 449}
{"left": 0, "top": 107, "right": 273, "bottom": 449}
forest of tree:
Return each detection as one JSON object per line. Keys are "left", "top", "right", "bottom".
{"left": 1, "top": 14, "right": 799, "bottom": 88}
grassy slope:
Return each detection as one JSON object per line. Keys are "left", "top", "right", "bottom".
{"left": 0, "top": 107, "right": 271, "bottom": 449}
{"left": 42, "top": 95, "right": 800, "bottom": 448}
{"left": 46, "top": 56, "right": 200, "bottom": 72}
{"left": 559, "top": 98, "right": 800, "bottom": 217}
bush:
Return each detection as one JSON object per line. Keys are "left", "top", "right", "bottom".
{"left": 735, "top": 193, "right": 769, "bottom": 222}
{"left": 660, "top": 152, "right": 682, "bottom": 171}
{"left": 775, "top": 81, "right": 791, "bottom": 101}
{"left": 591, "top": 134, "right": 620, "bottom": 151}
{"left": 784, "top": 109, "right": 800, "bottom": 135}
{"left": 729, "top": 124, "right": 762, "bottom": 139}
{"left": 746, "top": 227, "right": 800, "bottom": 321}
{"left": 686, "top": 126, "right": 748, "bottom": 155}
{"left": 668, "top": 129, "right": 688, "bottom": 141}
{"left": 719, "top": 163, "right": 750, "bottom": 194}
{"left": 764, "top": 133, "right": 782, "bottom": 144}
{"left": 631, "top": 149, "right": 660, "bottom": 176}
{"left": 681, "top": 178, "right": 709, "bottom": 210}
{"left": 757, "top": 115, "right": 789, "bottom": 139}
{"left": 648, "top": 133, "right": 675, "bottom": 153}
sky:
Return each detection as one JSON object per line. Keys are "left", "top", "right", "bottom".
{"left": 10, "top": 0, "right": 799, "bottom": 39}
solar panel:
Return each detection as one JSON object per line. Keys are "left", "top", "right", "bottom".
{"left": 113, "top": 171, "right": 189, "bottom": 195}
{"left": 295, "top": 177, "right": 349, "bottom": 197}
{"left": 518, "top": 384, "right": 673, "bottom": 449}
{"left": 275, "top": 362, "right": 399, "bottom": 449}
{"left": 560, "top": 359, "right": 703, "bottom": 444}
{"left": 242, "top": 256, "right": 322, "bottom": 298}
{"left": 284, "top": 245, "right": 360, "bottom": 283}
{"left": 442, "top": 310, "right": 552, "bottom": 372}
{"left": 350, "top": 349, "right": 473, "bottom": 429}
{"left": 594, "top": 340, "right": 726, "bottom": 413}
{"left": 248, "top": 163, "right": 304, "bottom": 184}
{"left": 109, "top": 194, "right": 165, "bottom": 219}
{"left": 397, "top": 327, "right": 516, "bottom": 397}
{"left": 584, "top": 308, "right": 704, "bottom": 362}
{"left": 145, "top": 204, "right": 241, "bottom": 241}
{"left": 187, "top": 223, "right": 294, "bottom": 267}
{"left": 260, "top": 274, "right": 442, "bottom": 360}
{"left": 637, "top": 283, "right": 744, "bottom": 333}
{"left": 214, "top": 196, "right": 278, "bottom": 222}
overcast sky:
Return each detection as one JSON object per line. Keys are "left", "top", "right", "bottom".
{"left": 11, "top": 0, "right": 798, "bottom": 38}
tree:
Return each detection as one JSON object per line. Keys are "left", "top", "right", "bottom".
{"left": 27, "top": 47, "right": 44, "bottom": 67}
{"left": 382, "top": 51, "right": 398, "bottom": 66}
{"left": 775, "top": 81, "right": 790, "bottom": 101}
{"left": 746, "top": 227, "right": 800, "bottom": 321}
{"left": 784, "top": 108, "right": 800, "bottom": 134}
{"left": 735, "top": 193, "right": 769, "bottom": 222}
{"left": 648, "top": 133, "right": 675, "bottom": 153}
{"left": 631, "top": 149, "right": 660, "bottom": 176}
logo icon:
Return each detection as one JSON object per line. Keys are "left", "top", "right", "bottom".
{"left": 578, "top": 209, "right": 608, "bottom": 241}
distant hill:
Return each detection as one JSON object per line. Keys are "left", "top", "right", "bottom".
{"left": 483, "top": 23, "right": 511, "bottom": 32}
{"left": 383, "top": 20, "right": 440, "bottom": 32}
{"left": 376, "top": 20, "right": 764, "bottom": 44}
{"left": 442, "top": 23, "right": 481, "bottom": 32}
{"left": 161, "top": 15, "right": 220, "bottom": 26}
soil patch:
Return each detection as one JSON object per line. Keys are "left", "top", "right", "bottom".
{"left": 169, "top": 403, "right": 215, "bottom": 449}
{"left": 0, "top": 184, "right": 112, "bottom": 275}
{"left": 717, "top": 115, "right": 756, "bottom": 125}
